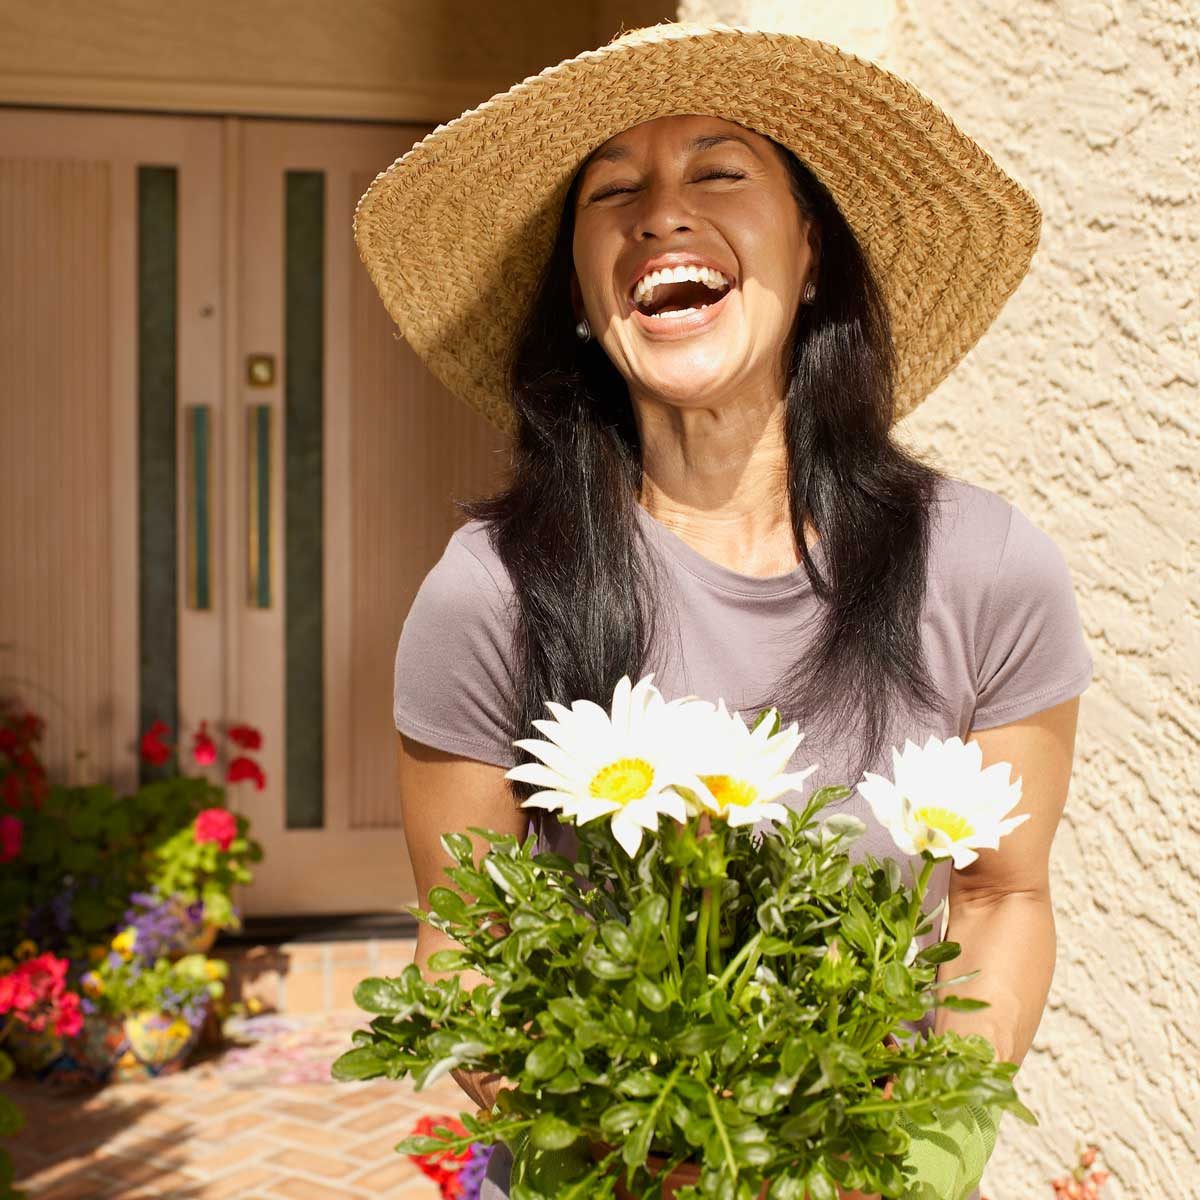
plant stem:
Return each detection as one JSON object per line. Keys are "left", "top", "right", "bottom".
{"left": 717, "top": 931, "right": 761, "bottom": 991}
{"left": 708, "top": 882, "right": 723, "bottom": 974}
{"left": 694, "top": 889, "right": 712, "bottom": 973}
{"left": 667, "top": 868, "right": 683, "bottom": 981}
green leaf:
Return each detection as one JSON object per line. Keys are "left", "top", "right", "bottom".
{"left": 599, "top": 1102, "right": 646, "bottom": 1139}
{"left": 427, "top": 886, "right": 470, "bottom": 922}
{"left": 916, "top": 939, "right": 961, "bottom": 965}
{"left": 635, "top": 977, "right": 669, "bottom": 1012}
{"left": 353, "top": 976, "right": 411, "bottom": 1015}
{"left": 426, "top": 949, "right": 471, "bottom": 972}
{"left": 529, "top": 1113, "right": 580, "bottom": 1151}
{"left": 526, "top": 1041, "right": 565, "bottom": 1080}
{"left": 938, "top": 995, "right": 990, "bottom": 1012}
{"left": 330, "top": 1046, "right": 388, "bottom": 1082}
{"left": 670, "top": 1025, "right": 727, "bottom": 1056}
{"left": 0, "top": 1093, "right": 25, "bottom": 1137}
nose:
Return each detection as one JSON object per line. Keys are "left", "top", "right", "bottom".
{"left": 635, "top": 177, "right": 695, "bottom": 240}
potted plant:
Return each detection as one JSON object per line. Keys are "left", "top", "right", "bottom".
{"left": 335, "top": 675, "right": 1034, "bottom": 1199}
{"left": 80, "top": 941, "right": 228, "bottom": 1081}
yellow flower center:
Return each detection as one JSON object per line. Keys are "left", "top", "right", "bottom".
{"left": 698, "top": 774, "right": 759, "bottom": 812}
{"left": 589, "top": 757, "right": 655, "bottom": 807}
{"left": 912, "top": 805, "right": 974, "bottom": 844}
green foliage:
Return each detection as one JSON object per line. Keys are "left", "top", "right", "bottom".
{"left": 83, "top": 952, "right": 227, "bottom": 1021}
{"left": 0, "top": 776, "right": 223, "bottom": 958}
{"left": 334, "top": 789, "right": 1033, "bottom": 1199}
{"left": 146, "top": 814, "right": 262, "bottom": 931}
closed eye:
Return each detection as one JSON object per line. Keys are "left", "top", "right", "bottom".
{"left": 588, "top": 168, "right": 747, "bottom": 202}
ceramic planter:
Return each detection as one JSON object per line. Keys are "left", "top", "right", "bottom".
{"left": 5, "top": 1020, "right": 64, "bottom": 1075}
{"left": 113, "top": 1007, "right": 203, "bottom": 1081}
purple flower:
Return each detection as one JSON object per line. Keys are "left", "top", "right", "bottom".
{"left": 459, "top": 1144, "right": 496, "bottom": 1200}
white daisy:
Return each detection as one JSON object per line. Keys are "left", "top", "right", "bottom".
{"left": 679, "top": 699, "right": 818, "bottom": 828}
{"left": 504, "top": 673, "right": 718, "bottom": 857}
{"left": 856, "top": 734, "right": 1028, "bottom": 869}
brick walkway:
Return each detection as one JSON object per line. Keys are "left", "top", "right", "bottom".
{"left": 4, "top": 1008, "right": 473, "bottom": 1199}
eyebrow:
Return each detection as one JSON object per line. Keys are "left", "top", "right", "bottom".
{"left": 584, "top": 132, "right": 761, "bottom": 169}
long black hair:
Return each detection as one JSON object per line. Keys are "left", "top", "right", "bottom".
{"left": 458, "top": 134, "right": 947, "bottom": 805}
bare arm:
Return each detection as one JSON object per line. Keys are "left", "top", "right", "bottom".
{"left": 397, "top": 731, "right": 529, "bottom": 1107}
{"left": 934, "top": 696, "right": 1082, "bottom": 1065}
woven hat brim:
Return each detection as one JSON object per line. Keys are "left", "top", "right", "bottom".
{"left": 354, "top": 22, "right": 1042, "bottom": 437}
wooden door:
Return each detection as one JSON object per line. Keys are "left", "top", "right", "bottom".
{"left": 0, "top": 108, "right": 510, "bottom": 916}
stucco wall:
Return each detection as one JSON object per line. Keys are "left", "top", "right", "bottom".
{"left": 678, "top": 2, "right": 1199, "bottom": 1195}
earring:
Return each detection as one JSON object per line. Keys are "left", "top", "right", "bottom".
{"left": 575, "top": 317, "right": 592, "bottom": 342}
{"left": 802, "top": 281, "right": 817, "bottom": 304}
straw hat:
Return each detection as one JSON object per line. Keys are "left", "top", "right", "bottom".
{"left": 353, "top": 21, "right": 1041, "bottom": 437}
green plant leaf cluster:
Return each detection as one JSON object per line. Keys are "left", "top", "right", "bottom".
{"left": 0, "top": 776, "right": 261, "bottom": 958}
{"left": 334, "top": 788, "right": 1034, "bottom": 1199}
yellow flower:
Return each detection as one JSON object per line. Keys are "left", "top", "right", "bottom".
{"left": 82, "top": 971, "right": 105, "bottom": 997}
{"left": 111, "top": 928, "right": 138, "bottom": 959}
{"left": 0, "top": 956, "right": 14, "bottom": 974}
{"left": 247, "top": 996, "right": 264, "bottom": 1014}
{"left": 14, "top": 939, "right": 37, "bottom": 961}
{"left": 203, "top": 960, "right": 227, "bottom": 981}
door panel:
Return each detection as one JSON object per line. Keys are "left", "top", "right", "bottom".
{"left": 236, "top": 119, "right": 510, "bottom": 914}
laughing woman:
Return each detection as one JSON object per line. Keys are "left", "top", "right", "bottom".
{"left": 356, "top": 24, "right": 1092, "bottom": 1200}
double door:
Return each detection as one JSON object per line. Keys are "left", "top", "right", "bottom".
{"left": 0, "top": 109, "right": 508, "bottom": 913}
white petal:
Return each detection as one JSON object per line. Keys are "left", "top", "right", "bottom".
{"left": 609, "top": 811, "right": 645, "bottom": 857}
{"left": 504, "top": 762, "right": 570, "bottom": 789}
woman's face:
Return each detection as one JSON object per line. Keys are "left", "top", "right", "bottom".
{"left": 571, "top": 114, "right": 817, "bottom": 411}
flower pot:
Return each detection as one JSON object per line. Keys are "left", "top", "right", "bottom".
{"left": 5, "top": 1020, "right": 65, "bottom": 1075}
{"left": 113, "top": 1008, "right": 202, "bottom": 1081}
{"left": 175, "top": 920, "right": 219, "bottom": 957}
{"left": 45, "top": 1012, "right": 129, "bottom": 1086}
{"left": 590, "top": 1142, "right": 770, "bottom": 1200}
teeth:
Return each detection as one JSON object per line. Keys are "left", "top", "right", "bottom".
{"left": 648, "top": 307, "right": 703, "bottom": 319}
{"left": 633, "top": 264, "right": 732, "bottom": 307}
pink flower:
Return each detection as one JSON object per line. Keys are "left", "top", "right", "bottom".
{"left": 192, "top": 720, "right": 218, "bottom": 766}
{"left": 0, "top": 813, "right": 21, "bottom": 863}
{"left": 194, "top": 807, "right": 238, "bottom": 851}
{"left": 227, "top": 756, "right": 266, "bottom": 791}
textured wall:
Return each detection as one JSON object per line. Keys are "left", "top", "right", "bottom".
{"left": 679, "top": 2, "right": 1200, "bottom": 1195}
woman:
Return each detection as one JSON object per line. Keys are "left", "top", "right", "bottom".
{"left": 359, "top": 24, "right": 1092, "bottom": 1199}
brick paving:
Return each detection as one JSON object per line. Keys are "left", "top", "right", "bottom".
{"left": 3, "top": 1007, "right": 473, "bottom": 1199}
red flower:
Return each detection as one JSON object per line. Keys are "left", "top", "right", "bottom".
{"left": 226, "top": 755, "right": 266, "bottom": 791}
{"left": 194, "top": 807, "right": 238, "bottom": 851}
{"left": 0, "top": 813, "right": 21, "bottom": 863}
{"left": 0, "top": 953, "right": 82, "bottom": 1037}
{"left": 192, "top": 720, "right": 218, "bottom": 767}
{"left": 139, "top": 719, "right": 173, "bottom": 766}
{"left": 408, "top": 1116, "right": 471, "bottom": 1198}
{"left": 1, "top": 774, "right": 20, "bottom": 811}
{"left": 227, "top": 723, "right": 263, "bottom": 751}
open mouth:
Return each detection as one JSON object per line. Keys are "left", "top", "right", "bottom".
{"left": 630, "top": 267, "right": 733, "bottom": 320}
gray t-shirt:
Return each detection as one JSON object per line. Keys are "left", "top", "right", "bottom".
{"left": 392, "top": 474, "right": 1093, "bottom": 1196}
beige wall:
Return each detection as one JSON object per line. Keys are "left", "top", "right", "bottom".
{"left": 683, "top": 1, "right": 1200, "bottom": 1195}
{"left": 0, "top": 0, "right": 672, "bottom": 121}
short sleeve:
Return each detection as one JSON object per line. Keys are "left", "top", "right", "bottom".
{"left": 971, "top": 504, "right": 1094, "bottom": 729}
{"left": 393, "top": 530, "right": 518, "bottom": 768}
